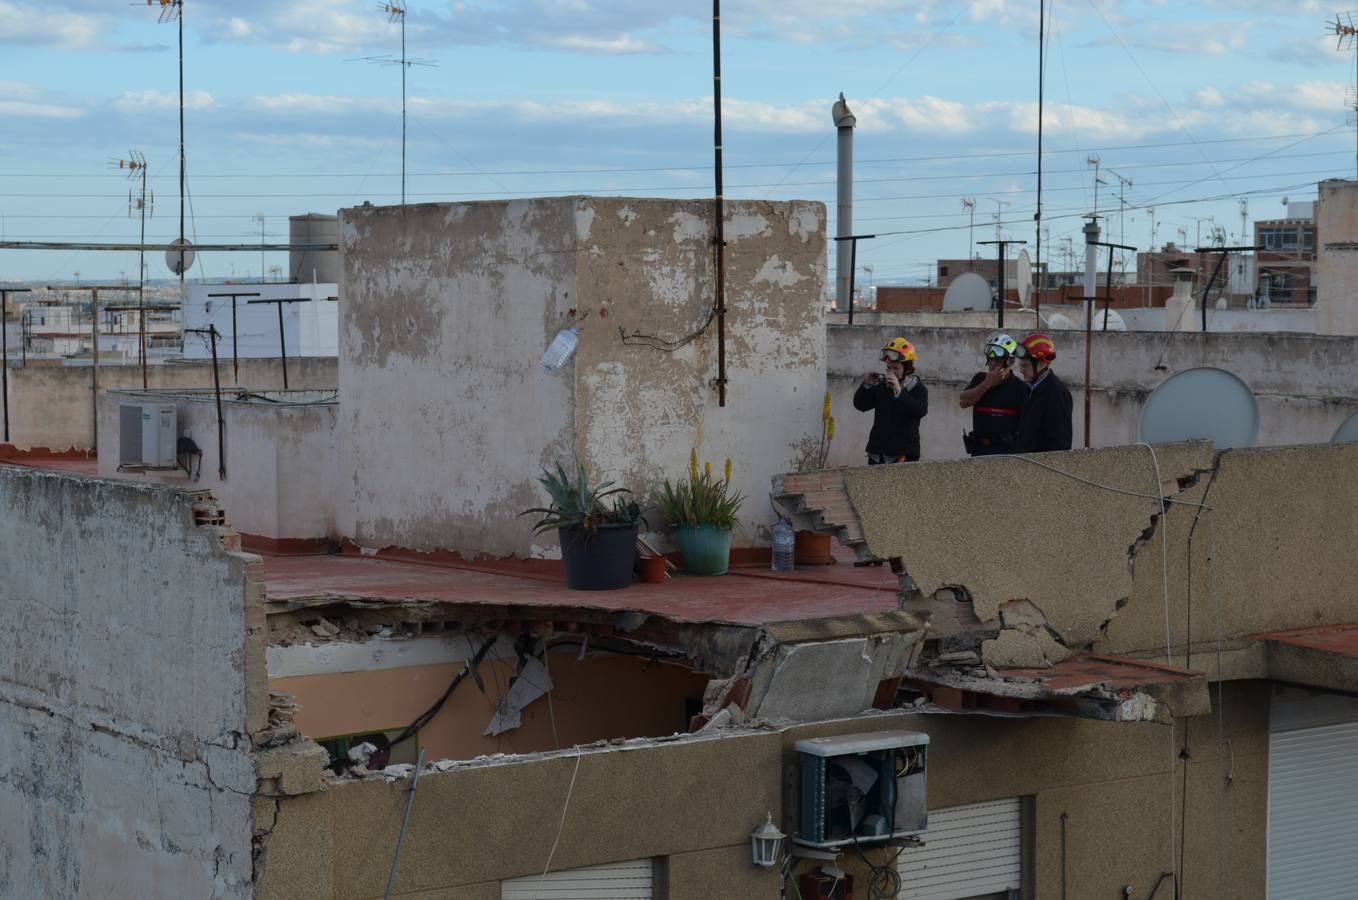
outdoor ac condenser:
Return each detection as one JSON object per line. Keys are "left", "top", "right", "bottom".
{"left": 793, "top": 730, "right": 929, "bottom": 849}
{"left": 118, "top": 402, "right": 177, "bottom": 469}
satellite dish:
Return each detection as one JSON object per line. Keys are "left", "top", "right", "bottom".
{"left": 942, "top": 272, "right": 992, "bottom": 312}
{"left": 166, "top": 238, "right": 195, "bottom": 275}
{"left": 1091, "top": 309, "right": 1126, "bottom": 331}
{"left": 1045, "top": 312, "right": 1077, "bottom": 330}
{"left": 1015, "top": 250, "right": 1033, "bottom": 306}
{"left": 1331, "top": 411, "right": 1358, "bottom": 443}
{"left": 1139, "top": 367, "right": 1259, "bottom": 449}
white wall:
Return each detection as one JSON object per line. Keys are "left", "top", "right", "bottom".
{"left": 337, "top": 197, "right": 826, "bottom": 555}
{"left": 0, "top": 466, "right": 256, "bottom": 897}
{"left": 98, "top": 390, "right": 339, "bottom": 541}
{"left": 185, "top": 282, "right": 339, "bottom": 360}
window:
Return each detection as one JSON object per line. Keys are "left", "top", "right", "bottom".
{"left": 1304, "top": 228, "right": 1315, "bottom": 252}
{"left": 1259, "top": 227, "right": 1299, "bottom": 252}
{"left": 897, "top": 798, "right": 1023, "bottom": 899}
{"left": 939, "top": 266, "right": 950, "bottom": 278}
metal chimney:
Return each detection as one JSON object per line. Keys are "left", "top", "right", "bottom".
{"left": 832, "top": 93, "right": 856, "bottom": 313}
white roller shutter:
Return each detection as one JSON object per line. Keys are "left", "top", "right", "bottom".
{"left": 1268, "top": 706, "right": 1358, "bottom": 899}
{"left": 501, "top": 859, "right": 653, "bottom": 900}
{"left": 898, "top": 798, "right": 1022, "bottom": 900}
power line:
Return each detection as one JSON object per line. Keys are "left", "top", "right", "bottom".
{"left": 0, "top": 130, "right": 1337, "bottom": 181}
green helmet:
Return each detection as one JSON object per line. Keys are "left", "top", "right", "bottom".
{"left": 984, "top": 333, "right": 1019, "bottom": 360}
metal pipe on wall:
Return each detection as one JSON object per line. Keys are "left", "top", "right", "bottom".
{"left": 833, "top": 94, "right": 857, "bottom": 315}
{"left": 712, "top": 0, "right": 727, "bottom": 406}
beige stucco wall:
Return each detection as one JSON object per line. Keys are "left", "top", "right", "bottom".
{"left": 336, "top": 197, "right": 826, "bottom": 557}
{"left": 257, "top": 684, "right": 1268, "bottom": 900}
{"left": 3, "top": 356, "right": 338, "bottom": 452}
{"left": 834, "top": 440, "right": 1358, "bottom": 670}
{"left": 827, "top": 325, "right": 1358, "bottom": 463}
{"left": 96, "top": 391, "right": 340, "bottom": 541}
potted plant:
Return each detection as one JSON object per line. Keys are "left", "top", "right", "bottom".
{"left": 521, "top": 462, "right": 644, "bottom": 591}
{"left": 659, "top": 452, "right": 745, "bottom": 576}
{"left": 795, "top": 392, "right": 838, "bottom": 565}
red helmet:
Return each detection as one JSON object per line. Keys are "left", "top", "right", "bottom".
{"left": 1017, "top": 332, "right": 1056, "bottom": 362}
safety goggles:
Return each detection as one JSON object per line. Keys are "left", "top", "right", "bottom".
{"left": 880, "top": 349, "right": 907, "bottom": 362}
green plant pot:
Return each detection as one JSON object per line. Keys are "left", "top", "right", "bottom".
{"left": 673, "top": 523, "right": 733, "bottom": 576}
{"left": 558, "top": 523, "right": 639, "bottom": 591}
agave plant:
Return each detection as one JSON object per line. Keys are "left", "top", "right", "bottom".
{"left": 520, "top": 462, "right": 644, "bottom": 535}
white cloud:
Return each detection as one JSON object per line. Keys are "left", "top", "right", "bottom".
{"left": 0, "top": 2, "right": 104, "bottom": 48}
{"left": 1194, "top": 87, "right": 1226, "bottom": 108}
{"left": 116, "top": 89, "right": 216, "bottom": 112}
{"left": 545, "top": 34, "right": 666, "bottom": 54}
{"left": 0, "top": 81, "right": 86, "bottom": 119}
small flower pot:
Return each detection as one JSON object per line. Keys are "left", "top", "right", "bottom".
{"left": 558, "top": 523, "right": 639, "bottom": 591}
{"left": 639, "top": 555, "right": 668, "bottom": 584}
{"left": 673, "top": 523, "right": 733, "bottom": 576}
{"left": 794, "top": 530, "right": 836, "bottom": 566}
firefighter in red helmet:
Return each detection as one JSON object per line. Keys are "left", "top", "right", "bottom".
{"left": 1013, "top": 332, "right": 1072, "bottom": 453}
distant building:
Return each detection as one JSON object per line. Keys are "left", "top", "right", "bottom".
{"left": 1254, "top": 201, "right": 1316, "bottom": 306}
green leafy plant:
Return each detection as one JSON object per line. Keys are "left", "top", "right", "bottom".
{"left": 658, "top": 450, "right": 745, "bottom": 529}
{"left": 520, "top": 462, "right": 644, "bottom": 534}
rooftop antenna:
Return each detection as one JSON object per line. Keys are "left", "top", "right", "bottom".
{"left": 110, "top": 151, "right": 152, "bottom": 296}
{"left": 989, "top": 197, "right": 1010, "bottom": 242}
{"left": 252, "top": 213, "right": 267, "bottom": 280}
{"left": 1330, "top": 12, "right": 1358, "bottom": 178}
{"left": 961, "top": 196, "right": 976, "bottom": 267}
{"left": 353, "top": 4, "right": 437, "bottom": 206}
{"left": 1107, "top": 168, "right": 1133, "bottom": 273}
{"left": 140, "top": 0, "right": 190, "bottom": 292}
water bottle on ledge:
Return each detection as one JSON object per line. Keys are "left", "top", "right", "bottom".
{"left": 771, "top": 518, "right": 795, "bottom": 572}
{"left": 540, "top": 327, "right": 579, "bottom": 373}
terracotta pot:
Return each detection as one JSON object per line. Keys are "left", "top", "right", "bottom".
{"left": 794, "top": 530, "right": 836, "bottom": 566}
{"left": 639, "top": 555, "right": 668, "bottom": 584}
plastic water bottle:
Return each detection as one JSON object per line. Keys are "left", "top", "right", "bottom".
{"left": 771, "top": 519, "right": 795, "bottom": 572}
{"left": 540, "top": 327, "right": 579, "bottom": 373}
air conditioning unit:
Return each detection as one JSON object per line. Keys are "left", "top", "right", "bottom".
{"left": 118, "top": 402, "right": 177, "bottom": 469}
{"left": 794, "top": 730, "right": 929, "bottom": 849}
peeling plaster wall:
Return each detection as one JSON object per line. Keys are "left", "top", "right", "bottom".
{"left": 95, "top": 393, "right": 339, "bottom": 541}
{"left": 337, "top": 197, "right": 826, "bottom": 556}
{"left": 827, "top": 325, "right": 1358, "bottom": 463}
{"left": 3, "top": 357, "right": 337, "bottom": 453}
{"left": 573, "top": 198, "right": 826, "bottom": 548}
{"left": 0, "top": 467, "right": 258, "bottom": 898}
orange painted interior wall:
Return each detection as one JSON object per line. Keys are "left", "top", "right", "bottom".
{"left": 271, "top": 650, "right": 712, "bottom": 761}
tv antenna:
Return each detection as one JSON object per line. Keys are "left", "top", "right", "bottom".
{"left": 111, "top": 151, "right": 153, "bottom": 294}
{"left": 961, "top": 197, "right": 976, "bottom": 267}
{"left": 1106, "top": 168, "right": 1133, "bottom": 272}
{"left": 139, "top": 0, "right": 190, "bottom": 287}
{"left": 252, "top": 213, "right": 270, "bottom": 280}
{"left": 1330, "top": 12, "right": 1358, "bottom": 178}
{"left": 352, "top": 4, "right": 437, "bottom": 205}
{"left": 988, "top": 197, "right": 1010, "bottom": 242}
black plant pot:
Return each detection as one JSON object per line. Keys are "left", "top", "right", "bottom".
{"left": 558, "top": 523, "right": 639, "bottom": 591}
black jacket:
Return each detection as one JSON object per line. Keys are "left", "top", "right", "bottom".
{"left": 854, "top": 378, "right": 928, "bottom": 460}
{"left": 1017, "top": 370, "right": 1073, "bottom": 453}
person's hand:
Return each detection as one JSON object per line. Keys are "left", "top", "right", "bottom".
{"left": 983, "top": 367, "right": 1008, "bottom": 387}
{"left": 864, "top": 372, "right": 882, "bottom": 386}
{"left": 885, "top": 371, "right": 902, "bottom": 395}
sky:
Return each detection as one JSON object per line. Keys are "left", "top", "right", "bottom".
{"left": 0, "top": 0, "right": 1354, "bottom": 286}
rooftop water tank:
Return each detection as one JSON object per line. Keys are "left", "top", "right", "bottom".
{"left": 289, "top": 213, "right": 341, "bottom": 284}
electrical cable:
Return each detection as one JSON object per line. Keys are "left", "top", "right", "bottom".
{"left": 533, "top": 745, "right": 583, "bottom": 900}
{"left": 388, "top": 634, "right": 496, "bottom": 748}
{"left": 1137, "top": 442, "right": 1174, "bottom": 667}
{"left": 991, "top": 450, "right": 1209, "bottom": 511}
